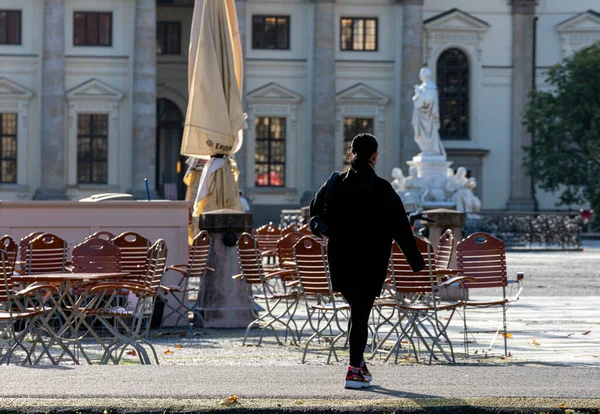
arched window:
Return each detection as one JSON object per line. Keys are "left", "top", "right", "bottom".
{"left": 436, "top": 48, "right": 469, "bottom": 140}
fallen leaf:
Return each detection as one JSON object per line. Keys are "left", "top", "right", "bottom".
{"left": 295, "top": 400, "right": 303, "bottom": 405}
{"left": 567, "top": 333, "right": 574, "bottom": 337}
{"left": 508, "top": 352, "right": 513, "bottom": 357}
{"left": 501, "top": 332, "right": 513, "bottom": 338}
{"left": 401, "top": 340, "right": 409, "bottom": 345}
{"left": 175, "top": 344, "right": 183, "bottom": 349}
{"left": 557, "top": 403, "right": 567, "bottom": 409}
{"left": 164, "top": 349, "right": 174, "bottom": 355}
{"left": 583, "top": 330, "right": 592, "bottom": 335}
{"left": 474, "top": 350, "right": 478, "bottom": 355}
{"left": 126, "top": 350, "right": 137, "bottom": 356}
{"left": 531, "top": 340, "right": 540, "bottom": 346}
{"left": 499, "top": 355, "right": 506, "bottom": 360}
{"left": 537, "top": 285, "right": 545, "bottom": 288}
{"left": 220, "top": 395, "right": 238, "bottom": 406}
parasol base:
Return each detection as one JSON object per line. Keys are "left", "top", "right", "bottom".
{"left": 195, "top": 209, "right": 254, "bottom": 328}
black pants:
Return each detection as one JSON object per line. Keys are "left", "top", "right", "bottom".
{"left": 341, "top": 291, "right": 376, "bottom": 367}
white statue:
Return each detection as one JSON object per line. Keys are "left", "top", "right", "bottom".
{"left": 455, "top": 178, "right": 482, "bottom": 213}
{"left": 401, "top": 166, "right": 428, "bottom": 212}
{"left": 412, "top": 67, "right": 446, "bottom": 157}
{"left": 391, "top": 168, "right": 406, "bottom": 193}
{"left": 444, "top": 167, "right": 468, "bottom": 199}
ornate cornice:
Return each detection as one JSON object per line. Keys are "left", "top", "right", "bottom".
{"left": 508, "top": 0, "right": 538, "bottom": 14}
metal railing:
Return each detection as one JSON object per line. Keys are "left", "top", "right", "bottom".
{"left": 464, "top": 211, "right": 583, "bottom": 250}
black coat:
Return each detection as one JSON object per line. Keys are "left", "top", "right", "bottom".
{"left": 310, "top": 167, "right": 425, "bottom": 298}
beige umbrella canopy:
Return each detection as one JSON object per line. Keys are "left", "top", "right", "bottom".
{"left": 182, "top": 0, "right": 245, "bottom": 228}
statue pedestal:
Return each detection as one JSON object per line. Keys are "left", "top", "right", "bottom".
{"left": 407, "top": 154, "right": 453, "bottom": 202}
{"left": 196, "top": 209, "right": 254, "bottom": 328}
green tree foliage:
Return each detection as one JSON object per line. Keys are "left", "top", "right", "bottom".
{"left": 524, "top": 43, "right": 600, "bottom": 229}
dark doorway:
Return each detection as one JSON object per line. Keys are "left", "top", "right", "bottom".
{"left": 156, "top": 98, "right": 186, "bottom": 200}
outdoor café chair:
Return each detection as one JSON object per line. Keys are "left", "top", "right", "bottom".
{"left": 234, "top": 233, "right": 299, "bottom": 346}
{"left": 254, "top": 223, "right": 282, "bottom": 269}
{"left": 72, "top": 237, "right": 122, "bottom": 274}
{"left": 374, "top": 236, "right": 473, "bottom": 364}
{"left": 456, "top": 232, "right": 524, "bottom": 356}
{"left": 15, "top": 232, "right": 44, "bottom": 275}
{"left": 293, "top": 236, "right": 350, "bottom": 364}
{"left": 159, "top": 230, "right": 214, "bottom": 333}
{"left": 0, "top": 249, "right": 58, "bottom": 365}
{"left": 82, "top": 239, "right": 168, "bottom": 365}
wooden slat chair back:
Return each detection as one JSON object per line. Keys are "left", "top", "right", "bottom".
{"left": 71, "top": 237, "right": 121, "bottom": 274}
{"left": 254, "top": 222, "right": 282, "bottom": 256}
{"left": 281, "top": 224, "right": 299, "bottom": 237}
{"left": 293, "top": 236, "right": 331, "bottom": 295}
{"left": 436, "top": 229, "right": 454, "bottom": 271}
{"left": 456, "top": 232, "right": 507, "bottom": 289}
{"left": 22, "top": 233, "right": 68, "bottom": 275}
{"left": 17, "top": 231, "right": 44, "bottom": 271}
{"left": 188, "top": 230, "right": 210, "bottom": 278}
{"left": 0, "top": 249, "right": 11, "bottom": 302}
{"left": 144, "top": 239, "right": 168, "bottom": 292}
{"left": 0, "top": 235, "right": 18, "bottom": 277}
{"left": 86, "top": 231, "right": 116, "bottom": 241}
{"left": 390, "top": 237, "right": 436, "bottom": 294}
{"left": 112, "top": 232, "right": 151, "bottom": 283}
{"left": 276, "top": 232, "right": 302, "bottom": 282}
{"left": 236, "top": 233, "right": 265, "bottom": 285}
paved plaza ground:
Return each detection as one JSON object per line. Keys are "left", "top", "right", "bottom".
{"left": 0, "top": 241, "right": 599, "bottom": 413}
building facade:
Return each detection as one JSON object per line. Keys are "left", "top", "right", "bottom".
{"left": 0, "top": 0, "right": 598, "bottom": 223}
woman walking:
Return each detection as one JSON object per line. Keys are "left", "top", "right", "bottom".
{"left": 310, "top": 133, "right": 425, "bottom": 389}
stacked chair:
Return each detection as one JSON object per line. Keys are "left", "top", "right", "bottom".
{"left": 159, "top": 230, "right": 213, "bottom": 333}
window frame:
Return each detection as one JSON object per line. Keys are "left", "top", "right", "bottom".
{"left": 340, "top": 17, "right": 378, "bottom": 52}
{"left": 76, "top": 114, "right": 109, "bottom": 185}
{"left": 73, "top": 11, "right": 113, "bottom": 47}
{"left": 251, "top": 15, "right": 290, "bottom": 50}
{"left": 0, "top": 10, "right": 22, "bottom": 45}
{"left": 254, "top": 117, "right": 286, "bottom": 188}
{"left": 156, "top": 21, "right": 182, "bottom": 55}
{"left": 0, "top": 113, "right": 18, "bottom": 184}
{"left": 436, "top": 48, "right": 470, "bottom": 140}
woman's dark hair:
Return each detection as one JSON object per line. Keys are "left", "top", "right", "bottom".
{"left": 350, "top": 133, "right": 378, "bottom": 171}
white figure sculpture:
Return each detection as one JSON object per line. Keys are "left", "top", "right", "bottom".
{"left": 391, "top": 168, "right": 406, "bottom": 193}
{"left": 401, "top": 166, "right": 428, "bottom": 212}
{"left": 444, "top": 167, "right": 468, "bottom": 199}
{"left": 412, "top": 67, "right": 446, "bottom": 157}
{"left": 455, "top": 178, "right": 482, "bottom": 213}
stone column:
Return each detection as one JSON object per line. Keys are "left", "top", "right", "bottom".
{"left": 311, "top": 0, "right": 336, "bottom": 189}
{"left": 508, "top": 0, "right": 537, "bottom": 210}
{"left": 197, "top": 209, "right": 254, "bottom": 327}
{"left": 131, "top": 0, "right": 158, "bottom": 199}
{"left": 399, "top": 0, "right": 424, "bottom": 165}
{"left": 235, "top": 0, "right": 247, "bottom": 191}
{"left": 35, "top": 0, "right": 67, "bottom": 200}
